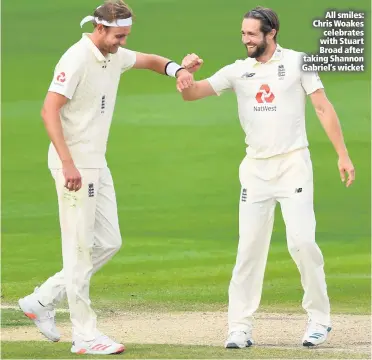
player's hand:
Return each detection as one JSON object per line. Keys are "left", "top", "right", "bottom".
{"left": 338, "top": 154, "right": 355, "bottom": 187}
{"left": 62, "top": 160, "right": 82, "bottom": 192}
{"left": 176, "top": 69, "right": 194, "bottom": 92}
{"left": 182, "top": 53, "right": 203, "bottom": 73}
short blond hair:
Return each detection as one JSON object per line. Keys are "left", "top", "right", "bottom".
{"left": 93, "top": 0, "right": 134, "bottom": 25}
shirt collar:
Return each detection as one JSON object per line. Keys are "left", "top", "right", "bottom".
{"left": 251, "top": 43, "right": 283, "bottom": 67}
{"left": 81, "top": 33, "right": 110, "bottom": 62}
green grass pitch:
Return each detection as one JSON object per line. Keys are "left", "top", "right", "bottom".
{"left": 1, "top": 0, "right": 370, "bottom": 358}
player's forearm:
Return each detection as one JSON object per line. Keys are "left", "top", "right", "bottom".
{"left": 147, "top": 55, "right": 182, "bottom": 76}
{"left": 41, "top": 109, "right": 74, "bottom": 164}
{"left": 181, "top": 85, "right": 199, "bottom": 101}
{"left": 316, "top": 102, "right": 349, "bottom": 158}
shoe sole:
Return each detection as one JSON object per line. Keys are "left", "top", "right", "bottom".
{"left": 72, "top": 345, "right": 125, "bottom": 355}
{"left": 225, "top": 340, "right": 253, "bottom": 349}
{"left": 303, "top": 339, "right": 327, "bottom": 347}
{"left": 303, "top": 340, "right": 316, "bottom": 347}
{"left": 18, "top": 298, "right": 60, "bottom": 342}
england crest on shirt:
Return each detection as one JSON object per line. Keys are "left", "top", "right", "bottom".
{"left": 278, "top": 65, "right": 285, "bottom": 80}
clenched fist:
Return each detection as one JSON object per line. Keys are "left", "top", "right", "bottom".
{"left": 182, "top": 53, "right": 203, "bottom": 73}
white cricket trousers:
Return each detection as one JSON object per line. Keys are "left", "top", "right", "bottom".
{"left": 36, "top": 167, "right": 122, "bottom": 341}
{"left": 228, "top": 147, "right": 331, "bottom": 334}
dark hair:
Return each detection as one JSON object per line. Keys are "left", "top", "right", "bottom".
{"left": 93, "top": 0, "right": 134, "bottom": 26}
{"left": 244, "top": 7, "right": 279, "bottom": 41}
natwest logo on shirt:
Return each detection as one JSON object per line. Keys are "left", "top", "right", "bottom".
{"left": 56, "top": 72, "right": 66, "bottom": 83}
{"left": 255, "top": 84, "right": 275, "bottom": 103}
{"left": 254, "top": 84, "right": 277, "bottom": 112}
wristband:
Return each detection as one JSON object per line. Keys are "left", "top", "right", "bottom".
{"left": 165, "top": 61, "right": 184, "bottom": 77}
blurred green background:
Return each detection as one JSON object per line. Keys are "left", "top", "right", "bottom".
{"left": 1, "top": 0, "right": 371, "bottom": 314}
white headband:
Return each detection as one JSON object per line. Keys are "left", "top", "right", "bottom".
{"left": 80, "top": 15, "right": 132, "bottom": 28}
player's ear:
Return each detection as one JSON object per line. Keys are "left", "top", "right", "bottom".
{"left": 267, "top": 29, "right": 276, "bottom": 41}
{"left": 97, "top": 24, "right": 106, "bottom": 34}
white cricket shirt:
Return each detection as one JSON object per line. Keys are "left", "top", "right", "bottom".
{"left": 47, "top": 33, "right": 136, "bottom": 169}
{"left": 207, "top": 44, "right": 323, "bottom": 159}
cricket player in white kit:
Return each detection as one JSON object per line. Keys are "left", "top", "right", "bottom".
{"left": 178, "top": 6, "right": 355, "bottom": 349}
{"left": 18, "top": 0, "right": 195, "bottom": 355}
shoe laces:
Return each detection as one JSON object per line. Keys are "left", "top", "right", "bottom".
{"left": 46, "top": 310, "right": 56, "bottom": 320}
{"left": 36, "top": 305, "right": 56, "bottom": 322}
{"left": 94, "top": 333, "right": 113, "bottom": 345}
{"left": 229, "top": 331, "right": 246, "bottom": 339}
{"left": 308, "top": 322, "right": 327, "bottom": 334}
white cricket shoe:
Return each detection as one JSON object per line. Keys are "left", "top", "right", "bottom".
{"left": 225, "top": 331, "right": 254, "bottom": 348}
{"left": 71, "top": 333, "right": 125, "bottom": 355}
{"left": 302, "top": 320, "right": 332, "bottom": 347}
{"left": 18, "top": 291, "right": 60, "bottom": 342}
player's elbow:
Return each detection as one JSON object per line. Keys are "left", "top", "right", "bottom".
{"left": 41, "top": 103, "right": 49, "bottom": 116}
{"left": 314, "top": 105, "right": 325, "bottom": 118}
{"left": 41, "top": 105, "right": 53, "bottom": 123}
{"left": 40, "top": 104, "right": 60, "bottom": 126}
{"left": 315, "top": 100, "right": 334, "bottom": 119}
{"left": 41, "top": 106, "right": 48, "bottom": 122}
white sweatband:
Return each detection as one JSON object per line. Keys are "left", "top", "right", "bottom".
{"left": 80, "top": 15, "right": 132, "bottom": 28}
{"left": 165, "top": 61, "right": 184, "bottom": 77}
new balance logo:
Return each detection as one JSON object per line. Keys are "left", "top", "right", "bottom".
{"left": 241, "top": 72, "right": 255, "bottom": 79}
{"left": 295, "top": 188, "right": 303, "bottom": 193}
{"left": 88, "top": 183, "right": 95, "bottom": 197}
{"left": 241, "top": 188, "right": 247, "bottom": 202}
